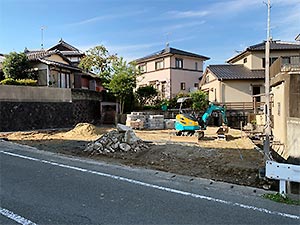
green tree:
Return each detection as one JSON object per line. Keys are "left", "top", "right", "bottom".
{"left": 79, "top": 45, "right": 117, "bottom": 87}
{"left": 190, "top": 90, "right": 209, "bottom": 111}
{"left": 2, "top": 52, "right": 31, "bottom": 79}
{"left": 108, "top": 57, "right": 137, "bottom": 114}
{"left": 135, "top": 85, "right": 158, "bottom": 107}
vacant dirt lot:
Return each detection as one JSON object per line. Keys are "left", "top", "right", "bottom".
{"left": 0, "top": 123, "right": 266, "bottom": 188}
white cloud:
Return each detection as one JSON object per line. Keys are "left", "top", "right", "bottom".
{"left": 68, "top": 10, "right": 146, "bottom": 26}
{"left": 164, "top": 21, "right": 206, "bottom": 31}
{"left": 166, "top": 10, "right": 209, "bottom": 19}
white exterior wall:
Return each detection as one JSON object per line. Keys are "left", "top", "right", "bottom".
{"left": 223, "top": 80, "right": 265, "bottom": 102}
{"left": 231, "top": 51, "right": 300, "bottom": 70}
{"left": 287, "top": 118, "right": 300, "bottom": 159}
{"left": 46, "top": 54, "right": 69, "bottom": 64}
{"left": 171, "top": 70, "right": 201, "bottom": 97}
{"left": 137, "top": 69, "right": 172, "bottom": 99}
{"left": 170, "top": 55, "right": 204, "bottom": 71}
{"left": 272, "top": 83, "right": 286, "bottom": 146}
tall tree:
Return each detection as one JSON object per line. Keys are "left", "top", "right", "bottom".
{"left": 2, "top": 52, "right": 31, "bottom": 79}
{"left": 135, "top": 85, "right": 158, "bottom": 107}
{"left": 79, "top": 45, "right": 117, "bottom": 86}
{"left": 108, "top": 57, "right": 138, "bottom": 114}
{"left": 190, "top": 90, "right": 209, "bottom": 111}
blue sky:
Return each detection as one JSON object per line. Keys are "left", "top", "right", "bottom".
{"left": 0, "top": 0, "right": 299, "bottom": 66}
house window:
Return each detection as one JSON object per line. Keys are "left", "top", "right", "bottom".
{"left": 252, "top": 86, "right": 261, "bottom": 102}
{"left": 195, "top": 62, "right": 198, "bottom": 70}
{"left": 262, "top": 57, "right": 278, "bottom": 68}
{"left": 149, "top": 80, "right": 158, "bottom": 87}
{"left": 139, "top": 64, "right": 146, "bottom": 73}
{"left": 205, "top": 75, "right": 209, "bottom": 84}
{"left": 175, "top": 58, "right": 183, "bottom": 69}
{"left": 282, "top": 57, "right": 291, "bottom": 65}
{"left": 161, "top": 82, "right": 166, "bottom": 98}
{"left": 243, "top": 58, "right": 247, "bottom": 63}
{"left": 58, "top": 72, "right": 70, "bottom": 88}
{"left": 66, "top": 73, "right": 70, "bottom": 88}
{"left": 155, "top": 60, "right": 164, "bottom": 70}
{"left": 180, "top": 82, "right": 186, "bottom": 90}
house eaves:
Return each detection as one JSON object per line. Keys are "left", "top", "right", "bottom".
{"left": 227, "top": 40, "right": 300, "bottom": 63}
{"left": 38, "top": 59, "right": 81, "bottom": 71}
{"left": 48, "top": 38, "right": 81, "bottom": 52}
{"left": 134, "top": 47, "right": 209, "bottom": 64}
{"left": 26, "top": 50, "right": 73, "bottom": 65}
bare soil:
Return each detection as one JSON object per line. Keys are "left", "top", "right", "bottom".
{"left": 0, "top": 123, "right": 267, "bottom": 188}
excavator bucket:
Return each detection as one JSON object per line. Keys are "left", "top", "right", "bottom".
{"left": 216, "top": 126, "right": 229, "bottom": 140}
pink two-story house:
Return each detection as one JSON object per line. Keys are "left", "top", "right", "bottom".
{"left": 134, "top": 46, "right": 209, "bottom": 99}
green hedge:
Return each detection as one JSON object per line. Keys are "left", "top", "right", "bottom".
{"left": 0, "top": 78, "right": 37, "bottom": 86}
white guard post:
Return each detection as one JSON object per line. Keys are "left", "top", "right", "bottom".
{"left": 265, "top": 160, "right": 300, "bottom": 195}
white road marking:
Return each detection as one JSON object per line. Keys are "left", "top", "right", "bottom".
{"left": 1, "top": 150, "right": 299, "bottom": 220}
{"left": 0, "top": 207, "right": 37, "bottom": 225}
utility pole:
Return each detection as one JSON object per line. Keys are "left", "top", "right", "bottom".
{"left": 264, "top": 0, "right": 271, "bottom": 161}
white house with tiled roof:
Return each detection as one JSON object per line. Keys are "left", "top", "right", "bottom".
{"left": 48, "top": 39, "right": 85, "bottom": 66}
{"left": 134, "top": 45, "right": 209, "bottom": 99}
{"left": 25, "top": 48, "right": 80, "bottom": 88}
{"left": 25, "top": 39, "right": 104, "bottom": 92}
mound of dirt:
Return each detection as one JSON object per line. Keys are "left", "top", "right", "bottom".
{"left": 64, "top": 123, "right": 99, "bottom": 136}
{"left": 62, "top": 123, "right": 115, "bottom": 140}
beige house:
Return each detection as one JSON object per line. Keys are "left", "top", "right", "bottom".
{"left": 134, "top": 46, "right": 209, "bottom": 99}
{"left": 270, "top": 56, "right": 300, "bottom": 162}
{"left": 200, "top": 65, "right": 265, "bottom": 110}
{"left": 200, "top": 40, "right": 300, "bottom": 111}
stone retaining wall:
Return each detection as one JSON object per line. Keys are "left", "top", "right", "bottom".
{"left": 0, "top": 87, "right": 102, "bottom": 132}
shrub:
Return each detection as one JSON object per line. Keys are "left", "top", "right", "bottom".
{"left": 0, "top": 78, "right": 19, "bottom": 85}
{"left": 0, "top": 78, "right": 37, "bottom": 86}
{"left": 16, "top": 79, "right": 37, "bottom": 86}
{"left": 2, "top": 52, "right": 31, "bottom": 79}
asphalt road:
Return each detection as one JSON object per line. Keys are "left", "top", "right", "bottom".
{"left": 1, "top": 140, "right": 299, "bottom": 225}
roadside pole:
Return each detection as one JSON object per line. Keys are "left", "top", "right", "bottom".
{"left": 264, "top": 0, "right": 271, "bottom": 161}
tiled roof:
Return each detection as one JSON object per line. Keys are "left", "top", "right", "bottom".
{"left": 247, "top": 41, "right": 300, "bottom": 51}
{"left": 38, "top": 59, "right": 81, "bottom": 71}
{"left": 227, "top": 40, "right": 300, "bottom": 63}
{"left": 26, "top": 50, "right": 59, "bottom": 60}
{"left": 48, "top": 38, "right": 81, "bottom": 52}
{"left": 135, "top": 47, "right": 209, "bottom": 62}
{"left": 207, "top": 65, "right": 265, "bottom": 80}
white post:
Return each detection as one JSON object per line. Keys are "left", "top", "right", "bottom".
{"left": 279, "top": 180, "right": 286, "bottom": 195}
{"left": 264, "top": 0, "right": 271, "bottom": 161}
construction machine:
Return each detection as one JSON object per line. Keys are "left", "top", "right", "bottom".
{"left": 175, "top": 97, "right": 229, "bottom": 140}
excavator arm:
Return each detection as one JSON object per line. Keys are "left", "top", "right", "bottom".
{"left": 199, "top": 103, "right": 228, "bottom": 129}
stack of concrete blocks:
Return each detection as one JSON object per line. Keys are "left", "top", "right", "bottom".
{"left": 126, "top": 112, "right": 147, "bottom": 129}
{"left": 148, "top": 115, "right": 164, "bottom": 130}
{"left": 164, "top": 119, "right": 176, "bottom": 129}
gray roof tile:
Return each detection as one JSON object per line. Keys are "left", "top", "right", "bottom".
{"left": 135, "top": 47, "right": 209, "bottom": 62}
{"left": 248, "top": 41, "right": 300, "bottom": 51}
{"left": 207, "top": 65, "right": 265, "bottom": 80}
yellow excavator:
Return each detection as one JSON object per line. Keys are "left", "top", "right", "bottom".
{"left": 175, "top": 97, "right": 229, "bottom": 140}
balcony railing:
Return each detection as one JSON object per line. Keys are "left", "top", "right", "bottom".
{"left": 224, "top": 101, "right": 265, "bottom": 112}
{"left": 270, "top": 56, "right": 300, "bottom": 78}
